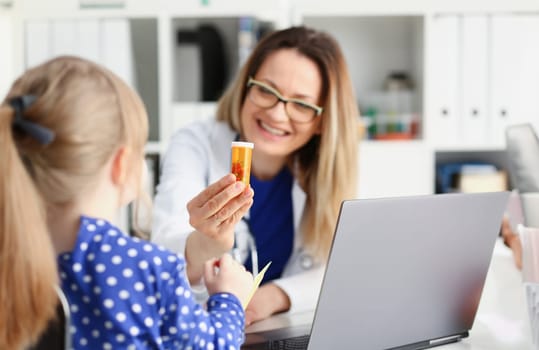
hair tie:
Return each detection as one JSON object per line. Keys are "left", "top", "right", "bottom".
{"left": 9, "top": 95, "right": 55, "bottom": 145}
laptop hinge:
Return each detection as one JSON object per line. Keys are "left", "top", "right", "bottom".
{"left": 429, "top": 334, "right": 463, "bottom": 346}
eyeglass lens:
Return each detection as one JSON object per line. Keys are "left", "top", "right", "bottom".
{"left": 249, "top": 83, "right": 318, "bottom": 123}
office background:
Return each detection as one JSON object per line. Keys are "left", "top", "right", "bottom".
{"left": 2, "top": 0, "right": 539, "bottom": 232}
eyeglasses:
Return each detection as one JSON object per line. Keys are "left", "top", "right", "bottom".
{"left": 246, "top": 77, "right": 323, "bottom": 123}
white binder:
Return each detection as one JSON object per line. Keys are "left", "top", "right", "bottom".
{"left": 489, "top": 15, "right": 520, "bottom": 147}
{"left": 514, "top": 16, "right": 539, "bottom": 135}
{"left": 427, "top": 15, "right": 460, "bottom": 147}
{"left": 0, "top": 15, "right": 14, "bottom": 99}
{"left": 51, "top": 20, "right": 77, "bottom": 57}
{"left": 25, "top": 20, "right": 51, "bottom": 68}
{"left": 100, "top": 19, "right": 135, "bottom": 87}
{"left": 460, "top": 15, "right": 488, "bottom": 145}
{"left": 76, "top": 19, "right": 101, "bottom": 63}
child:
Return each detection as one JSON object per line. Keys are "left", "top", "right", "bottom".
{"left": 0, "top": 56, "right": 254, "bottom": 349}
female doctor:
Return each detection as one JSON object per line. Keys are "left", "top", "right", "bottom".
{"left": 152, "top": 26, "right": 359, "bottom": 324}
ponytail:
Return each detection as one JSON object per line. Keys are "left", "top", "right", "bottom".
{"left": 0, "top": 105, "right": 58, "bottom": 349}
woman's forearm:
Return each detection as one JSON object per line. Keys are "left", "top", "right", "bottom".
{"left": 185, "top": 230, "right": 231, "bottom": 284}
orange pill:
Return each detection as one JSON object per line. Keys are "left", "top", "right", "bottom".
{"left": 231, "top": 141, "right": 254, "bottom": 185}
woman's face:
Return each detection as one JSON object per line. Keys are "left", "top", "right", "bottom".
{"left": 240, "top": 49, "right": 323, "bottom": 162}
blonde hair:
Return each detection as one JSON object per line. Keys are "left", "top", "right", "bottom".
{"left": 217, "top": 27, "right": 359, "bottom": 260}
{"left": 0, "top": 56, "right": 148, "bottom": 348}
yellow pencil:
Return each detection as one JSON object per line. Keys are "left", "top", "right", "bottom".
{"left": 243, "top": 261, "right": 272, "bottom": 309}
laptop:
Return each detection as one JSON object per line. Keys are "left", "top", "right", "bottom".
{"left": 243, "top": 191, "right": 509, "bottom": 350}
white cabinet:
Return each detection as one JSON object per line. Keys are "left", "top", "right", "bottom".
{"left": 169, "top": 102, "right": 216, "bottom": 140}
{"left": 492, "top": 15, "right": 539, "bottom": 141}
{"left": 358, "top": 141, "right": 434, "bottom": 198}
{"left": 7, "top": 1, "right": 539, "bottom": 200}
{"left": 302, "top": 15, "right": 424, "bottom": 142}
{"left": 0, "top": 12, "right": 15, "bottom": 100}
{"left": 300, "top": 9, "right": 539, "bottom": 196}
{"left": 23, "top": 17, "right": 157, "bottom": 143}
{"left": 301, "top": 15, "right": 431, "bottom": 197}
{"left": 9, "top": 0, "right": 282, "bottom": 233}
{"left": 16, "top": 4, "right": 280, "bottom": 150}
{"left": 425, "top": 15, "right": 460, "bottom": 147}
{"left": 293, "top": 0, "right": 539, "bottom": 15}
{"left": 426, "top": 15, "right": 490, "bottom": 147}
{"left": 25, "top": 18, "right": 134, "bottom": 87}
{"left": 460, "top": 16, "right": 489, "bottom": 145}
{"left": 426, "top": 14, "right": 539, "bottom": 149}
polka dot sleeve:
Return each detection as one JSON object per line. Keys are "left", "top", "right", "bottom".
{"left": 159, "top": 259, "right": 245, "bottom": 350}
{"left": 58, "top": 216, "right": 246, "bottom": 350}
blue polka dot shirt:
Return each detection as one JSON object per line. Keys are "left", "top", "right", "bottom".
{"left": 58, "top": 216, "right": 245, "bottom": 350}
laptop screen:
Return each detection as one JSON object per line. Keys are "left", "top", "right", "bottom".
{"left": 307, "top": 192, "right": 509, "bottom": 350}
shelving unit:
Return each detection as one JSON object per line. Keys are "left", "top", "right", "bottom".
{"left": 4, "top": 0, "right": 284, "bottom": 233}
{"left": 303, "top": 15, "right": 424, "bottom": 141}
{"left": 164, "top": 15, "right": 274, "bottom": 143}
{"left": 4, "top": 0, "right": 539, "bottom": 200}
{"left": 294, "top": 4, "right": 539, "bottom": 196}
{"left": 7, "top": 0, "right": 284, "bottom": 148}
{"left": 299, "top": 13, "right": 428, "bottom": 197}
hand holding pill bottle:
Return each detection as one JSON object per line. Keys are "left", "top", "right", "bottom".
{"left": 231, "top": 141, "right": 254, "bottom": 185}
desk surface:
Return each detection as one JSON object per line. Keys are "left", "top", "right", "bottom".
{"left": 245, "top": 240, "right": 534, "bottom": 350}
{"left": 440, "top": 240, "right": 533, "bottom": 349}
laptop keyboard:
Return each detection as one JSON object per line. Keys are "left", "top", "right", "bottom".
{"left": 242, "top": 335, "right": 310, "bottom": 350}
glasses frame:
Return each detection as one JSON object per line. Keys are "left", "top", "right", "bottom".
{"left": 246, "top": 77, "right": 323, "bottom": 123}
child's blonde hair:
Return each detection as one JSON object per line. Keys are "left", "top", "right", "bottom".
{"left": 0, "top": 56, "right": 148, "bottom": 349}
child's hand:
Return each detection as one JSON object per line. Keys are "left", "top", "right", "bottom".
{"left": 501, "top": 217, "right": 522, "bottom": 270}
{"left": 204, "top": 254, "right": 254, "bottom": 307}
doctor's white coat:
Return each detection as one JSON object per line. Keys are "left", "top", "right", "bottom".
{"left": 152, "top": 119, "right": 325, "bottom": 313}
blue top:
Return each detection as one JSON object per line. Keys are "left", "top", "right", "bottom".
{"left": 245, "top": 167, "right": 294, "bottom": 283}
{"left": 58, "top": 216, "right": 245, "bottom": 349}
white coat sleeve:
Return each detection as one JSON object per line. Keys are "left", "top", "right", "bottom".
{"left": 272, "top": 264, "right": 325, "bottom": 313}
{"left": 151, "top": 126, "right": 210, "bottom": 254}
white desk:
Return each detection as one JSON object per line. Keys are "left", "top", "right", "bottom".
{"left": 245, "top": 240, "right": 535, "bottom": 349}
{"left": 440, "top": 240, "right": 533, "bottom": 349}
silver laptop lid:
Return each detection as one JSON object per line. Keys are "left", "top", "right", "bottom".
{"left": 308, "top": 192, "right": 509, "bottom": 350}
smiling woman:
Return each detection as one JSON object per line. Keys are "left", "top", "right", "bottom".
{"left": 152, "top": 26, "right": 360, "bottom": 325}
{"left": 240, "top": 49, "right": 323, "bottom": 165}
